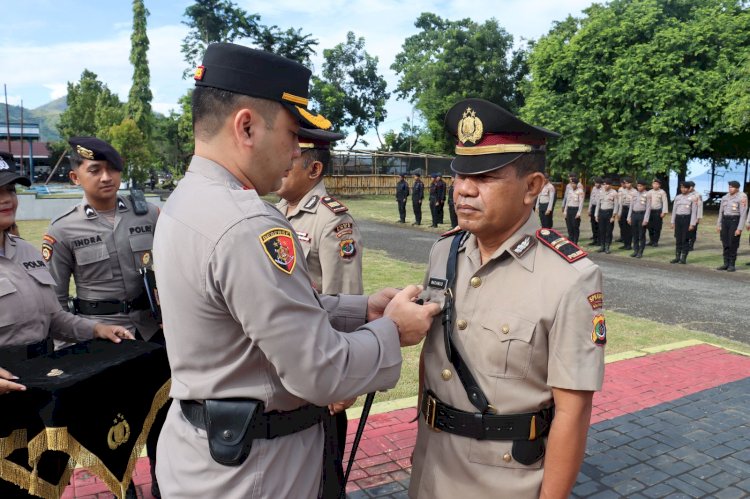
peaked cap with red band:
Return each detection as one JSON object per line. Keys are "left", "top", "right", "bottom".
{"left": 444, "top": 98, "right": 560, "bottom": 175}
{"left": 298, "top": 128, "right": 345, "bottom": 150}
{"left": 194, "top": 43, "right": 332, "bottom": 131}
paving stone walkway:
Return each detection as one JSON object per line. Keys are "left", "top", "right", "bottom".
{"left": 64, "top": 343, "right": 750, "bottom": 498}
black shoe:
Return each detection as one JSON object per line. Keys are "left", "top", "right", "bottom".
{"left": 597, "top": 246, "right": 605, "bottom": 253}
{"left": 636, "top": 252, "right": 643, "bottom": 258}
{"left": 412, "top": 222, "right": 420, "bottom": 226}
{"left": 746, "top": 262, "right": 750, "bottom": 266}
{"left": 618, "top": 245, "right": 627, "bottom": 249}
{"left": 653, "top": 242, "right": 659, "bottom": 247}
{"left": 716, "top": 261, "right": 728, "bottom": 271}
{"left": 670, "top": 257, "right": 680, "bottom": 264}
{"left": 605, "top": 246, "right": 611, "bottom": 254}
{"left": 430, "top": 224, "right": 437, "bottom": 228}
{"left": 397, "top": 220, "right": 405, "bottom": 223}
{"left": 630, "top": 252, "right": 638, "bottom": 257}
{"left": 728, "top": 265, "right": 736, "bottom": 272}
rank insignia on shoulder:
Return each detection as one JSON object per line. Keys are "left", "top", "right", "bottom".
{"left": 536, "top": 228, "right": 587, "bottom": 263}
{"left": 321, "top": 196, "right": 348, "bottom": 214}
{"left": 260, "top": 228, "right": 297, "bottom": 275}
{"left": 303, "top": 195, "right": 320, "bottom": 210}
{"left": 511, "top": 235, "right": 535, "bottom": 258}
{"left": 592, "top": 314, "right": 607, "bottom": 346}
{"left": 84, "top": 205, "right": 97, "bottom": 219}
{"left": 339, "top": 239, "right": 356, "bottom": 258}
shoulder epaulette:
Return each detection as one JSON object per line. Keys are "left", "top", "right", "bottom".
{"left": 320, "top": 196, "right": 348, "bottom": 214}
{"left": 439, "top": 227, "right": 463, "bottom": 239}
{"left": 536, "top": 228, "right": 588, "bottom": 263}
{"left": 49, "top": 205, "right": 78, "bottom": 225}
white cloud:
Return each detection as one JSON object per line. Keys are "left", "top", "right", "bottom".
{"left": 43, "top": 84, "right": 68, "bottom": 100}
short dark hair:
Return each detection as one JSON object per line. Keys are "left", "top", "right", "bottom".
{"left": 69, "top": 150, "right": 85, "bottom": 169}
{"left": 509, "top": 153, "right": 545, "bottom": 178}
{"left": 301, "top": 148, "right": 330, "bottom": 170}
{"left": 192, "top": 86, "right": 281, "bottom": 140}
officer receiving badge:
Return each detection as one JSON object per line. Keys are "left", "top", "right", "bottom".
{"left": 260, "top": 228, "right": 297, "bottom": 274}
{"left": 339, "top": 239, "right": 356, "bottom": 258}
{"left": 592, "top": 314, "right": 607, "bottom": 346}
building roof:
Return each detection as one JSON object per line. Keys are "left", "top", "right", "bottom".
{"left": 0, "top": 141, "right": 51, "bottom": 159}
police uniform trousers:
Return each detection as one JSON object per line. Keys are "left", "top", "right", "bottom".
{"left": 598, "top": 209, "right": 614, "bottom": 246}
{"left": 565, "top": 207, "right": 581, "bottom": 244}
{"left": 412, "top": 199, "right": 422, "bottom": 225}
{"left": 648, "top": 210, "right": 663, "bottom": 244}
{"left": 436, "top": 201, "right": 444, "bottom": 225}
{"left": 618, "top": 206, "right": 632, "bottom": 248}
{"left": 720, "top": 215, "right": 742, "bottom": 262}
{"left": 688, "top": 221, "right": 698, "bottom": 250}
{"left": 397, "top": 199, "right": 407, "bottom": 223}
{"left": 429, "top": 199, "right": 439, "bottom": 226}
{"left": 538, "top": 203, "right": 553, "bottom": 229}
{"left": 631, "top": 211, "right": 647, "bottom": 252}
{"left": 448, "top": 202, "right": 458, "bottom": 228}
{"left": 674, "top": 214, "right": 691, "bottom": 255}
{"left": 590, "top": 210, "right": 599, "bottom": 244}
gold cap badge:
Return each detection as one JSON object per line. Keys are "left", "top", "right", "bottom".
{"left": 76, "top": 145, "right": 95, "bottom": 160}
{"left": 457, "top": 107, "right": 484, "bottom": 145}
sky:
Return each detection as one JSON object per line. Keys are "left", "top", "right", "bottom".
{"left": 0, "top": 0, "right": 594, "bottom": 148}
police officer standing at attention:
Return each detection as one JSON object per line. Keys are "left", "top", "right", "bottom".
{"left": 44, "top": 137, "right": 164, "bottom": 498}
{"left": 429, "top": 173, "right": 446, "bottom": 227}
{"left": 670, "top": 181, "right": 698, "bottom": 264}
{"left": 686, "top": 181, "right": 702, "bottom": 251}
{"left": 562, "top": 175, "right": 584, "bottom": 243}
{"left": 535, "top": 171, "right": 556, "bottom": 229}
{"left": 396, "top": 173, "right": 409, "bottom": 223}
{"left": 647, "top": 178, "right": 669, "bottom": 246}
{"left": 594, "top": 178, "right": 618, "bottom": 253}
{"left": 412, "top": 172, "right": 424, "bottom": 225}
{"left": 588, "top": 177, "right": 603, "bottom": 246}
{"left": 447, "top": 174, "right": 458, "bottom": 228}
{"left": 410, "top": 98, "right": 604, "bottom": 499}
{"left": 716, "top": 180, "right": 747, "bottom": 272}
{"left": 617, "top": 177, "right": 635, "bottom": 250}
{"left": 627, "top": 179, "right": 651, "bottom": 258}
{"left": 151, "top": 44, "right": 440, "bottom": 498}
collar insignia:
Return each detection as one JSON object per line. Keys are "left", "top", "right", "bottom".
{"left": 512, "top": 235, "right": 535, "bottom": 258}
{"left": 303, "top": 195, "right": 320, "bottom": 210}
{"left": 117, "top": 199, "right": 128, "bottom": 211}
{"left": 84, "top": 205, "right": 97, "bottom": 219}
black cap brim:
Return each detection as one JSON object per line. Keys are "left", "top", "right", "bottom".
{"left": 451, "top": 152, "right": 531, "bottom": 175}
{"left": 0, "top": 172, "right": 31, "bottom": 187}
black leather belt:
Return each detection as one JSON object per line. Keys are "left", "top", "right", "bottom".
{"left": 180, "top": 400, "right": 328, "bottom": 439}
{"left": 723, "top": 215, "right": 740, "bottom": 219}
{"left": 420, "top": 390, "right": 554, "bottom": 441}
{"left": 74, "top": 294, "right": 148, "bottom": 315}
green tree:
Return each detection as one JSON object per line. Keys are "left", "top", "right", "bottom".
{"left": 127, "top": 0, "right": 153, "bottom": 139}
{"left": 379, "top": 119, "right": 429, "bottom": 154}
{"left": 523, "top": 0, "right": 750, "bottom": 182}
{"left": 310, "top": 32, "right": 389, "bottom": 149}
{"left": 57, "top": 70, "right": 122, "bottom": 140}
{"left": 391, "top": 13, "right": 527, "bottom": 154}
{"left": 254, "top": 26, "right": 318, "bottom": 65}
{"left": 102, "top": 118, "right": 151, "bottom": 185}
{"left": 181, "top": 0, "right": 260, "bottom": 78}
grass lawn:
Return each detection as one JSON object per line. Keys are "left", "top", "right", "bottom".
{"left": 16, "top": 218, "right": 749, "bottom": 407}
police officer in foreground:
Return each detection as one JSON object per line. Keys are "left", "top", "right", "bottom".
{"left": 670, "top": 181, "right": 698, "bottom": 264}
{"left": 410, "top": 98, "right": 604, "bottom": 499}
{"left": 647, "top": 178, "right": 669, "bottom": 246}
{"left": 562, "top": 175, "right": 584, "bottom": 243}
{"left": 412, "top": 172, "right": 424, "bottom": 225}
{"left": 396, "top": 173, "right": 409, "bottom": 223}
{"left": 152, "top": 43, "right": 440, "bottom": 498}
{"left": 617, "top": 177, "right": 635, "bottom": 250}
{"left": 594, "top": 178, "right": 618, "bottom": 253}
{"left": 44, "top": 137, "right": 164, "bottom": 497}
{"left": 536, "top": 171, "right": 555, "bottom": 229}
{"left": 716, "top": 180, "right": 747, "bottom": 272}
{"left": 627, "top": 179, "right": 651, "bottom": 258}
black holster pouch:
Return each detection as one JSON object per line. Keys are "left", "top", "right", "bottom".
{"left": 318, "top": 413, "right": 344, "bottom": 499}
{"left": 204, "top": 398, "right": 264, "bottom": 466}
{"left": 512, "top": 438, "right": 547, "bottom": 466}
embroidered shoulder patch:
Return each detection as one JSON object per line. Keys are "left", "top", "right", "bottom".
{"left": 592, "top": 314, "right": 607, "bottom": 346}
{"left": 41, "top": 243, "right": 53, "bottom": 262}
{"left": 259, "top": 228, "right": 297, "bottom": 274}
{"left": 42, "top": 234, "right": 56, "bottom": 245}
{"left": 339, "top": 239, "right": 356, "bottom": 258}
{"left": 588, "top": 292, "right": 603, "bottom": 310}
{"left": 321, "top": 196, "right": 348, "bottom": 214}
{"left": 536, "top": 228, "right": 587, "bottom": 263}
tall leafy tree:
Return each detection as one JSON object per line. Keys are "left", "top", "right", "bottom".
{"left": 310, "top": 32, "right": 389, "bottom": 149}
{"left": 523, "top": 0, "right": 750, "bottom": 181}
{"left": 391, "top": 13, "right": 527, "bottom": 154}
{"left": 127, "top": 0, "right": 153, "bottom": 139}
{"left": 101, "top": 118, "right": 151, "bottom": 185}
{"left": 180, "top": 0, "right": 260, "bottom": 78}
{"left": 57, "top": 70, "right": 122, "bottom": 139}
{"left": 255, "top": 26, "right": 318, "bottom": 65}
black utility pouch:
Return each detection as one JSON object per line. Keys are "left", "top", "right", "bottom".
{"left": 512, "top": 438, "right": 546, "bottom": 466}
{"left": 204, "top": 399, "right": 264, "bottom": 466}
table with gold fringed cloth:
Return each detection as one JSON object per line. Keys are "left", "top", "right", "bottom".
{"left": 0, "top": 340, "right": 170, "bottom": 498}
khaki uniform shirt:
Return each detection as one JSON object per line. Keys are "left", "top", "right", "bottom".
{"left": 562, "top": 185, "right": 584, "bottom": 217}
{"left": 595, "top": 189, "right": 619, "bottom": 218}
{"left": 409, "top": 215, "right": 605, "bottom": 498}
{"left": 627, "top": 191, "right": 651, "bottom": 222}
{"left": 588, "top": 186, "right": 602, "bottom": 214}
{"left": 688, "top": 191, "right": 703, "bottom": 221}
{"left": 276, "top": 181, "right": 363, "bottom": 294}
{"left": 535, "top": 182, "right": 556, "bottom": 212}
{"left": 671, "top": 194, "right": 698, "bottom": 226}
{"left": 647, "top": 188, "right": 669, "bottom": 215}
{"left": 152, "top": 156, "right": 401, "bottom": 499}
{"left": 0, "top": 233, "right": 94, "bottom": 348}
{"left": 45, "top": 196, "right": 160, "bottom": 340}
{"left": 618, "top": 187, "right": 635, "bottom": 216}
{"left": 717, "top": 192, "right": 748, "bottom": 228}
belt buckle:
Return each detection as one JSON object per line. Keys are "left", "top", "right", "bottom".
{"left": 424, "top": 395, "right": 441, "bottom": 432}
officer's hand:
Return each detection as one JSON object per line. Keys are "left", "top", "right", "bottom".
{"left": 546, "top": 210, "right": 551, "bottom": 215}
{"left": 328, "top": 398, "right": 356, "bottom": 415}
{"left": 670, "top": 223, "right": 675, "bottom": 229}
{"left": 735, "top": 229, "right": 742, "bottom": 237}
{"left": 595, "top": 217, "right": 599, "bottom": 223}
{"left": 385, "top": 285, "right": 441, "bottom": 347}
{"left": 367, "top": 288, "right": 399, "bottom": 322}
{"left": 689, "top": 225, "right": 695, "bottom": 231}
{"left": 575, "top": 215, "right": 581, "bottom": 220}
{"left": 716, "top": 227, "right": 721, "bottom": 233}
{"left": 0, "top": 367, "right": 26, "bottom": 395}
{"left": 93, "top": 324, "right": 135, "bottom": 343}
{"left": 627, "top": 220, "right": 631, "bottom": 225}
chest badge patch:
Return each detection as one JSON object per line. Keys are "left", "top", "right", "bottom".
{"left": 339, "top": 239, "right": 356, "bottom": 258}
{"left": 592, "top": 314, "right": 607, "bottom": 346}
{"left": 260, "top": 228, "right": 297, "bottom": 274}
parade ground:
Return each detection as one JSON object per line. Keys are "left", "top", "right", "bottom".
{"left": 62, "top": 340, "right": 750, "bottom": 498}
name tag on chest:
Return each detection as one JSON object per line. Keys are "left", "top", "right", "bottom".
{"left": 428, "top": 277, "right": 447, "bottom": 289}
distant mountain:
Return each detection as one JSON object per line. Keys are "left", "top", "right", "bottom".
{"left": 2, "top": 97, "right": 67, "bottom": 142}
